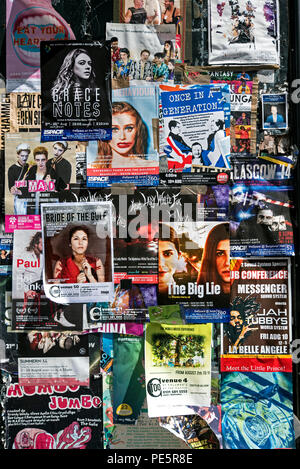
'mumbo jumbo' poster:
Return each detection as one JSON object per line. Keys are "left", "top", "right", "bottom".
{"left": 41, "top": 202, "right": 114, "bottom": 304}
{"left": 145, "top": 323, "right": 212, "bottom": 417}
{"left": 221, "top": 257, "right": 292, "bottom": 372}
{"left": 4, "top": 377, "right": 102, "bottom": 449}
{"left": 208, "top": 0, "right": 280, "bottom": 65}
{"left": 41, "top": 41, "right": 111, "bottom": 141}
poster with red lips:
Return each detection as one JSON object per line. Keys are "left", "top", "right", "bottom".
{"left": 6, "top": 0, "right": 76, "bottom": 92}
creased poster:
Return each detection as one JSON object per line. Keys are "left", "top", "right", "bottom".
{"left": 107, "top": 22, "right": 176, "bottom": 83}
{"left": 258, "top": 131, "right": 294, "bottom": 168}
{"left": 113, "top": 334, "right": 145, "bottom": 424}
{"left": 4, "top": 132, "right": 78, "bottom": 232}
{"left": 41, "top": 41, "right": 112, "bottom": 141}
{"left": 230, "top": 159, "right": 295, "bottom": 257}
{"left": 86, "top": 85, "right": 159, "bottom": 187}
{"left": 113, "top": 0, "right": 187, "bottom": 60}
{"left": 159, "top": 83, "right": 231, "bottom": 184}
{"left": 159, "top": 413, "right": 220, "bottom": 449}
{"left": 221, "top": 258, "right": 292, "bottom": 372}
{"left": 0, "top": 92, "right": 41, "bottom": 152}
{"left": 145, "top": 323, "right": 212, "bottom": 417}
{"left": 210, "top": 70, "right": 258, "bottom": 156}
{"left": 0, "top": 276, "right": 19, "bottom": 376}
{"left": 208, "top": 0, "right": 280, "bottom": 65}
{"left": 41, "top": 202, "right": 114, "bottom": 304}
{"left": 6, "top": 0, "right": 76, "bottom": 92}
{"left": 221, "top": 372, "right": 295, "bottom": 449}
{"left": 4, "top": 377, "right": 102, "bottom": 449}
{"left": 17, "top": 332, "right": 89, "bottom": 386}
{"left": 12, "top": 230, "right": 83, "bottom": 331}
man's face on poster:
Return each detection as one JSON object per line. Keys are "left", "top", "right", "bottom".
{"left": 17, "top": 150, "right": 29, "bottom": 166}
{"left": 111, "top": 40, "right": 118, "bottom": 51}
{"left": 231, "top": 187, "right": 246, "bottom": 205}
{"left": 35, "top": 237, "right": 43, "bottom": 254}
{"left": 257, "top": 209, "right": 273, "bottom": 226}
{"left": 140, "top": 51, "right": 150, "bottom": 62}
{"left": 192, "top": 144, "right": 202, "bottom": 158}
{"left": 229, "top": 310, "right": 244, "bottom": 333}
{"left": 271, "top": 216, "right": 286, "bottom": 232}
{"left": 172, "top": 123, "right": 181, "bottom": 135}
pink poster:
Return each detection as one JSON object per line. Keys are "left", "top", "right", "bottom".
{"left": 6, "top": 0, "right": 75, "bottom": 92}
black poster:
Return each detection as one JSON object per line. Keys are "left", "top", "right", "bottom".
{"left": 4, "top": 376, "right": 102, "bottom": 449}
{"left": 41, "top": 41, "right": 112, "bottom": 141}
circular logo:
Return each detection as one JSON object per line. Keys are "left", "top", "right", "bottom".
{"left": 217, "top": 172, "right": 229, "bottom": 184}
{"left": 116, "top": 403, "right": 133, "bottom": 416}
{"left": 147, "top": 378, "right": 162, "bottom": 397}
{"left": 49, "top": 285, "right": 60, "bottom": 298}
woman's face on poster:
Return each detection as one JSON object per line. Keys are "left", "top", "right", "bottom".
{"left": 70, "top": 230, "right": 89, "bottom": 256}
{"left": 215, "top": 239, "right": 230, "bottom": 284}
{"left": 159, "top": 240, "right": 180, "bottom": 288}
{"left": 35, "top": 153, "right": 47, "bottom": 171}
{"left": 110, "top": 113, "right": 137, "bottom": 156}
{"left": 73, "top": 53, "right": 92, "bottom": 80}
{"left": 53, "top": 144, "right": 65, "bottom": 158}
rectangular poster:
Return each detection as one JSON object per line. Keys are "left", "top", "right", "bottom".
{"left": 113, "top": 0, "right": 186, "bottom": 60}
{"left": 4, "top": 132, "right": 78, "bottom": 231}
{"left": 41, "top": 202, "right": 114, "bottom": 304}
{"left": 0, "top": 232, "right": 13, "bottom": 276}
{"left": 208, "top": 0, "right": 280, "bottom": 65}
{"left": 145, "top": 323, "right": 212, "bottom": 417}
{"left": 221, "top": 258, "right": 292, "bottom": 372}
{"left": 17, "top": 332, "right": 90, "bottom": 386}
{"left": 258, "top": 132, "right": 294, "bottom": 168}
{"left": 6, "top": 0, "right": 76, "bottom": 92}
{"left": 86, "top": 84, "right": 159, "bottom": 187}
{"left": 107, "top": 22, "right": 176, "bottom": 83}
{"left": 41, "top": 41, "right": 111, "bottom": 141}
{"left": 113, "top": 334, "right": 145, "bottom": 424}
{"left": 262, "top": 93, "right": 288, "bottom": 130}
{"left": 12, "top": 229, "right": 83, "bottom": 331}
{"left": 230, "top": 159, "right": 295, "bottom": 257}
{"left": 159, "top": 83, "right": 231, "bottom": 182}
{"left": 4, "top": 377, "right": 102, "bottom": 449}
{"left": 210, "top": 70, "right": 258, "bottom": 156}
{"left": 221, "top": 372, "right": 295, "bottom": 449}
{"left": 0, "top": 92, "right": 41, "bottom": 152}
{"left": 158, "top": 221, "right": 231, "bottom": 323}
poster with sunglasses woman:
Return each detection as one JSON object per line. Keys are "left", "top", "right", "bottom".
{"left": 41, "top": 41, "right": 112, "bottom": 141}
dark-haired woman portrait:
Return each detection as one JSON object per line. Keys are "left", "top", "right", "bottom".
{"left": 197, "top": 223, "right": 230, "bottom": 306}
{"left": 53, "top": 226, "right": 105, "bottom": 284}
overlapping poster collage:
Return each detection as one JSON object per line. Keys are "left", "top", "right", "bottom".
{"left": 0, "top": 0, "right": 297, "bottom": 451}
